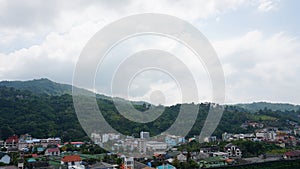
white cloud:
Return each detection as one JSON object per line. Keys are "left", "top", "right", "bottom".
{"left": 257, "top": 0, "right": 279, "bottom": 12}
{"left": 213, "top": 30, "right": 300, "bottom": 104}
{"left": 1, "top": 0, "right": 299, "bottom": 104}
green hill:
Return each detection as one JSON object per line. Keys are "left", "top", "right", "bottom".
{"left": 236, "top": 102, "right": 300, "bottom": 112}
{"left": 0, "top": 78, "right": 72, "bottom": 96}
{"left": 0, "top": 79, "right": 299, "bottom": 142}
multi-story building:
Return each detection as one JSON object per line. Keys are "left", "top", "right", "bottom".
{"left": 224, "top": 143, "right": 242, "bottom": 158}
{"left": 140, "top": 131, "right": 150, "bottom": 139}
{"left": 138, "top": 139, "right": 147, "bottom": 154}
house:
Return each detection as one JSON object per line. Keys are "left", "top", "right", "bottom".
{"left": 0, "top": 152, "right": 11, "bottom": 164}
{"left": 64, "top": 142, "right": 84, "bottom": 148}
{"left": 204, "top": 136, "right": 217, "bottom": 143}
{"left": 212, "top": 152, "right": 229, "bottom": 159}
{"left": 176, "top": 153, "right": 187, "bottom": 162}
{"left": 134, "top": 161, "right": 155, "bottom": 169}
{"left": 224, "top": 143, "right": 242, "bottom": 158}
{"left": 4, "top": 135, "right": 18, "bottom": 148}
{"left": 284, "top": 150, "right": 300, "bottom": 159}
{"left": 17, "top": 159, "right": 24, "bottom": 169}
{"left": 37, "top": 147, "right": 45, "bottom": 153}
{"left": 199, "top": 157, "right": 227, "bottom": 168}
{"left": 156, "top": 164, "right": 176, "bottom": 169}
{"left": 44, "top": 148, "right": 60, "bottom": 156}
{"left": 200, "top": 146, "right": 219, "bottom": 154}
{"left": 27, "top": 158, "right": 36, "bottom": 163}
{"left": 61, "top": 155, "right": 84, "bottom": 169}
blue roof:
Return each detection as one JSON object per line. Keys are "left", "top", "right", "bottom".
{"left": 156, "top": 164, "right": 176, "bottom": 169}
{"left": 27, "top": 158, "right": 36, "bottom": 163}
{"left": 37, "top": 147, "right": 44, "bottom": 152}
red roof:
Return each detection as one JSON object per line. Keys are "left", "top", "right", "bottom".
{"left": 285, "top": 150, "right": 300, "bottom": 157}
{"left": 47, "top": 148, "right": 60, "bottom": 152}
{"left": 61, "top": 155, "right": 81, "bottom": 163}
{"left": 6, "top": 135, "right": 18, "bottom": 143}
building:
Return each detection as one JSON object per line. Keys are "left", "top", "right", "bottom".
{"left": 164, "top": 135, "right": 185, "bottom": 147}
{"left": 156, "top": 164, "right": 176, "bottom": 169}
{"left": 200, "top": 146, "right": 219, "bottom": 154}
{"left": 44, "top": 147, "right": 60, "bottom": 156}
{"left": 64, "top": 142, "right": 84, "bottom": 148}
{"left": 91, "top": 133, "right": 101, "bottom": 144}
{"left": 4, "top": 135, "right": 18, "bottom": 148}
{"left": 222, "top": 132, "right": 233, "bottom": 141}
{"left": 256, "top": 130, "right": 276, "bottom": 141}
{"left": 140, "top": 131, "right": 150, "bottom": 139}
{"left": 199, "top": 157, "right": 227, "bottom": 168}
{"left": 284, "top": 150, "right": 300, "bottom": 159}
{"left": 138, "top": 139, "right": 147, "bottom": 154}
{"left": 212, "top": 152, "right": 229, "bottom": 159}
{"left": 18, "top": 159, "right": 24, "bottom": 169}
{"left": 204, "top": 136, "right": 217, "bottom": 143}
{"left": 177, "top": 153, "right": 187, "bottom": 162}
{"left": 0, "top": 152, "right": 11, "bottom": 164}
{"left": 146, "top": 141, "right": 167, "bottom": 152}
{"left": 224, "top": 143, "right": 242, "bottom": 158}
{"left": 61, "top": 155, "right": 85, "bottom": 169}
{"left": 18, "top": 135, "right": 61, "bottom": 150}
{"left": 123, "top": 157, "right": 134, "bottom": 169}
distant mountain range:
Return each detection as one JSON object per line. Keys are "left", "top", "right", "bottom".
{"left": 0, "top": 78, "right": 299, "bottom": 112}
{"left": 0, "top": 78, "right": 72, "bottom": 96}
{"left": 0, "top": 78, "right": 139, "bottom": 104}
{"left": 236, "top": 102, "right": 300, "bottom": 112}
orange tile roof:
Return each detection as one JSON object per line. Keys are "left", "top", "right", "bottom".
{"left": 61, "top": 155, "right": 81, "bottom": 162}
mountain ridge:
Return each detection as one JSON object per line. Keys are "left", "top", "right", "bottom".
{"left": 0, "top": 78, "right": 299, "bottom": 141}
{"left": 0, "top": 78, "right": 299, "bottom": 112}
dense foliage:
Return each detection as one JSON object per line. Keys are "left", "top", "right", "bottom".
{"left": 0, "top": 79, "right": 300, "bottom": 142}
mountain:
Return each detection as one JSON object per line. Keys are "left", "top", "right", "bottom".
{"left": 0, "top": 78, "right": 149, "bottom": 106}
{"left": 0, "top": 78, "right": 299, "bottom": 141}
{"left": 236, "top": 102, "right": 300, "bottom": 113}
{"left": 0, "top": 78, "right": 72, "bottom": 96}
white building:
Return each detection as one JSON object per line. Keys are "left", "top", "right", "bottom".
{"left": 138, "top": 139, "right": 147, "bottom": 154}
{"left": 224, "top": 143, "right": 242, "bottom": 158}
{"left": 91, "top": 133, "right": 101, "bottom": 144}
{"left": 146, "top": 141, "right": 167, "bottom": 151}
{"left": 140, "top": 131, "right": 150, "bottom": 139}
{"left": 61, "top": 155, "right": 85, "bottom": 169}
{"left": 204, "top": 136, "right": 217, "bottom": 143}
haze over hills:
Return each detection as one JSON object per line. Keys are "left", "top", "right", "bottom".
{"left": 236, "top": 102, "right": 300, "bottom": 113}
{"left": 0, "top": 78, "right": 72, "bottom": 96}
{"left": 0, "top": 78, "right": 299, "bottom": 111}
{"left": 0, "top": 78, "right": 299, "bottom": 141}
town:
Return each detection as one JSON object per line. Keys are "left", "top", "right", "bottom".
{"left": 1, "top": 120, "right": 300, "bottom": 169}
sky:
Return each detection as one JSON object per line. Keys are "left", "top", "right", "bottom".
{"left": 0, "top": 0, "right": 299, "bottom": 105}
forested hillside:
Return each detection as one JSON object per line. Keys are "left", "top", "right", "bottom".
{"left": 0, "top": 79, "right": 300, "bottom": 142}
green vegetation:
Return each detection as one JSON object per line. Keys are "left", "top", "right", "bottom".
{"left": 218, "top": 159, "right": 300, "bottom": 169}
{"left": 236, "top": 102, "right": 300, "bottom": 112}
{"left": 0, "top": 78, "right": 72, "bottom": 96}
{"left": 0, "top": 79, "right": 300, "bottom": 142}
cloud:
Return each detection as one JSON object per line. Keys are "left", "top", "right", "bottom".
{"left": 1, "top": 0, "right": 299, "bottom": 105}
{"left": 213, "top": 30, "right": 300, "bottom": 104}
{"left": 257, "top": 0, "right": 279, "bottom": 12}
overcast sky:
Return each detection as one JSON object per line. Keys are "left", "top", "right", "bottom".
{"left": 0, "top": 0, "right": 299, "bottom": 105}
